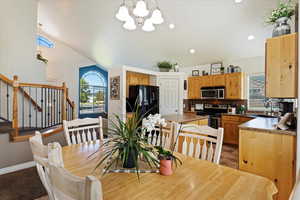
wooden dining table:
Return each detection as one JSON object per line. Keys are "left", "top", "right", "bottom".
{"left": 63, "top": 141, "right": 277, "bottom": 200}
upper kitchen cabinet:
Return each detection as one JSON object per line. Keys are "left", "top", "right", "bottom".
{"left": 266, "top": 33, "right": 298, "bottom": 98}
{"left": 188, "top": 76, "right": 201, "bottom": 99}
{"left": 126, "top": 71, "right": 150, "bottom": 97}
{"left": 212, "top": 74, "right": 226, "bottom": 87}
{"left": 225, "top": 72, "right": 245, "bottom": 99}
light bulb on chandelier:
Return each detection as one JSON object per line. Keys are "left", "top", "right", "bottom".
{"left": 150, "top": 9, "right": 164, "bottom": 25}
{"left": 123, "top": 16, "right": 137, "bottom": 30}
{"left": 133, "top": 0, "right": 149, "bottom": 17}
{"left": 116, "top": 4, "right": 130, "bottom": 22}
{"left": 142, "top": 19, "right": 155, "bottom": 32}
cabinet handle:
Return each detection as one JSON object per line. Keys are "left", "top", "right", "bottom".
{"left": 289, "top": 64, "right": 292, "bottom": 69}
{"left": 243, "top": 160, "right": 248, "bottom": 164}
{"left": 274, "top": 178, "right": 278, "bottom": 183}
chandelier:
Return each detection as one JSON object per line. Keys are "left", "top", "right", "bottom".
{"left": 115, "top": 0, "right": 164, "bottom": 32}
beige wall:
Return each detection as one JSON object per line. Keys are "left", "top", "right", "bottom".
{"left": 0, "top": 0, "right": 46, "bottom": 83}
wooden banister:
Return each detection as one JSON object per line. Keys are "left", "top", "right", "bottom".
{"left": 19, "top": 82, "right": 63, "bottom": 90}
{"left": 0, "top": 74, "right": 13, "bottom": 85}
{"left": 19, "top": 87, "right": 43, "bottom": 112}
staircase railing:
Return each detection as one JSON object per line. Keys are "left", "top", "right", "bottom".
{"left": 0, "top": 74, "right": 75, "bottom": 138}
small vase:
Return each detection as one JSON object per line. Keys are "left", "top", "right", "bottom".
{"left": 159, "top": 159, "right": 173, "bottom": 176}
{"left": 272, "top": 17, "right": 291, "bottom": 37}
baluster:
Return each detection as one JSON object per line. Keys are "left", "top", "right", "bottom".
{"left": 58, "top": 90, "right": 61, "bottom": 123}
{"left": 86, "top": 129, "right": 91, "bottom": 142}
{"left": 195, "top": 139, "right": 201, "bottom": 159}
{"left": 0, "top": 81, "right": 1, "bottom": 117}
{"left": 41, "top": 88, "right": 44, "bottom": 128}
{"left": 47, "top": 88, "right": 50, "bottom": 127}
{"left": 53, "top": 89, "right": 56, "bottom": 125}
{"left": 76, "top": 130, "right": 82, "bottom": 144}
{"left": 201, "top": 140, "right": 207, "bottom": 160}
{"left": 188, "top": 137, "right": 194, "bottom": 157}
{"left": 22, "top": 87, "right": 25, "bottom": 129}
{"left": 35, "top": 88, "right": 38, "bottom": 128}
{"left": 44, "top": 88, "right": 47, "bottom": 128}
{"left": 6, "top": 84, "right": 9, "bottom": 120}
{"left": 71, "top": 132, "right": 76, "bottom": 144}
{"left": 182, "top": 137, "right": 187, "bottom": 155}
{"left": 28, "top": 87, "right": 32, "bottom": 128}
{"left": 81, "top": 130, "right": 86, "bottom": 142}
{"left": 92, "top": 128, "right": 97, "bottom": 140}
{"left": 207, "top": 142, "right": 214, "bottom": 162}
{"left": 50, "top": 88, "right": 52, "bottom": 126}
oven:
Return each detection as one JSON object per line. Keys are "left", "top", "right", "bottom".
{"left": 201, "top": 87, "right": 225, "bottom": 99}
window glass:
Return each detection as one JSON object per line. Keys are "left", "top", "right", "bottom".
{"left": 248, "top": 74, "right": 279, "bottom": 111}
{"left": 37, "top": 35, "right": 54, "bottom": 48}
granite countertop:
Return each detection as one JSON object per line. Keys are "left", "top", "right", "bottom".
{"left": 163, "top": 113, "right": 209, "bottom": 123}
{"left": 239, "top": 117, "right": 296, "bottom": 136}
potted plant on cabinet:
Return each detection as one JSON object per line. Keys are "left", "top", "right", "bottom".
{"left": 266, "top": 0, "right": 295, "bottom": 37}
{"left": 157, "top": 61, "right": 174, "bottom": 72}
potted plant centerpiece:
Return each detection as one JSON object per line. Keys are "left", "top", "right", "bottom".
{"left": 267, "top": 0, "right": 295, "bottom": 37}
{"left": 93, "top": 106, "right": 181, "bottom": 179}
{"left": 157, "top": 61, "right": 174, "bottom": 72}
{"left": 155, "top": 146, "right": 182, "bottom": 176}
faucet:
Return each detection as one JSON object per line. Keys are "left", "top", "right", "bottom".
{"left": 264, "top": 99, "right": 274, "bottom": 116}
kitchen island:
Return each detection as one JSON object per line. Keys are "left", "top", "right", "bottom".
{"left": 238, "top": 116, "right": 296, "bottom": 200}
{"left": 163, "top": 113, "right": 209, "bottom": 125}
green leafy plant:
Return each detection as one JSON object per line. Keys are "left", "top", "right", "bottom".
{"left": 155, "top": 146, "right": 182, "bottom": 167}
{"left": 266, "top": 0, "right": 295, "bottom": 24}
{"left": 157, "top": 61, "right": 174, "bottom": 69}
{"left": 93, "top": 105, "right": 160, "bottom": 179}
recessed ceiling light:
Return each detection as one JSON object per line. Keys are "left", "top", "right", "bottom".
{"left": 235, "top": 0, "right": 243, "bottom": 3}
{"left": 189, "top": 49, "right": 195, "bottom": 54}
{"left": 169, "top": 23, "right": 175, "bottom": 29}
{"left": 248, "top": 35, "right": 255, "bottom": 40}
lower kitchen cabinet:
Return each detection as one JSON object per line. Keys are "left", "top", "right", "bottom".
{"left": 184, "top": 118, "right": 208, "bottom": 126}
{"left": 221, "top": 115, "right": 252, "bottom": 145}
{"left": 239, "top": 129, "right": 296, "bottom": 200}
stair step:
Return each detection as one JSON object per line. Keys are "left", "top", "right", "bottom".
{"left": 0, "top": 121, "right": 13, "bottom": 134}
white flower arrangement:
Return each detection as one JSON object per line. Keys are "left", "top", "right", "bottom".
{"left": 142, "top": 114, "right": 167, "bottom": 132}
{"left": 266, "top": 0, "right": 295, "bottom": 24}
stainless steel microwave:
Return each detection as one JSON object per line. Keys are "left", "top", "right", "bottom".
{"left": 201, "top": 87, "right": 225, "bottom": 99}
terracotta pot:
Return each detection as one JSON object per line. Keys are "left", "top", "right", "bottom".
{"left": 159, "top": 159, "right": 173, "bottom": 176}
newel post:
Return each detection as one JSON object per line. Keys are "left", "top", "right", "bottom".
{"left": 61, "top": 82, "right": 67, "bottom": 122}
{"left": 12, "top": 75, "right": 19, "bottom": 137}
{"left": 72, "top": 101, "right": 75, "bottom": 120}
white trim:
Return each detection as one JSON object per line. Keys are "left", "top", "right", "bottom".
{"left": 0, "top": 161, "right": 36, "bottom": 175}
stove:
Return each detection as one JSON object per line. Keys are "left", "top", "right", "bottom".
{"left": 196, "top": 104, "right": 228, "bottom": 129}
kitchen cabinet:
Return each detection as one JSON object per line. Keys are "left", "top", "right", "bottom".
{"left": 221, "top": 115, "right": 252, "bottom": 145}
{"left": 126, "top": 71, "right": 150, "bottom": 97}
{"left": 187, "top": 77, "right": 201, "bottom": 99}
{"left": 239, "top": 129, "right": 296, "bottom": 200}
{"left": 184, "top": 118, "right": 209, "bottom": 126}
{"left": 266, "top": 33, "right": 298, "bottom": 98}
{"left": 225, "top": 72, "right": 245, "bottom": 99}
{"left": 187, "top": 72, "right": 245, "bottom": 100}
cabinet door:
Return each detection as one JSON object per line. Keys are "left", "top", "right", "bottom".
{"left": 266, "top": 33, "right": 297, "bottom": 98}
{"left": 222, "top": 120, "right": 240, "bottom": 145}
{"left": 188, "top": 77, "right": 201, "bottom": 99}
{"left": 201, "top": 75, "right": 212, "bottom": 87}
{"left": 239, "top": 129, "right": 295, "bottom": 200}
{"left": 225, "top": 73, "right": 243, "bottom": 99}
{"left": 212, "top": 74, "right": 226, "bottom": 87}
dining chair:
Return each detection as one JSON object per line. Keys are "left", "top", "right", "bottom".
{"left": 174, "top": 123, "right": 224, "bottom": 164}
{"left": 47, "top": 148, "right": 103, "bottom": 200}
{"left": 29, "top": 132, "right": 64, "bottom": 200}
{"left": 63, "top": 117, "right": 104, "bottom": 146}
{"left": 142, "top": 122, "right": 175, "bottom": 149}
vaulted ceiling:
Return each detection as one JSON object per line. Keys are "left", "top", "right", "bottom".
{"left": 38, "top": 0, "right": 278, "bottom": 69}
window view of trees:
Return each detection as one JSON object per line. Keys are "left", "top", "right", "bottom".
{"left": 79, "top": 71, "right": 106, "bottom": 115}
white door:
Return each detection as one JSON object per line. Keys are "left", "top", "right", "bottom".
{"left": 158, "top": 78, "right": 180, "bottom": 115}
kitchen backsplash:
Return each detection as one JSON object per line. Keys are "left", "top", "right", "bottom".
{"left": 184, "top": 99, "right": 248, "bottom": 112}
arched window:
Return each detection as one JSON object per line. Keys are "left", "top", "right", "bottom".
{"left": 79, "top": 66, "right": 108, "bottom": 118}
{"left": 37, "top": 35, "right": 54, "bottom": 48}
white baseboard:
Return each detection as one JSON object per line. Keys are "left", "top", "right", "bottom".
{"left": 0, "top": 161, "right": 36, "bottom": 175}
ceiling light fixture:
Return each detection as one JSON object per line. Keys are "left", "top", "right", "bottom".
{"left": 248, "top": 35, "right": 255, "bottom": 40}
{"left": 169, "top": 23, "right": 175, "bottom": 29}
{"left": 189, "top": 49, "right": 196, "bottom": 54}
{"left": 235, "top": 0, "right": 243, "bottom": 3}
{"left": 115, "top": 0, "right": 165, "bottom": 31}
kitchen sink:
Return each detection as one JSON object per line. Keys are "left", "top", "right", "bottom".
{"left": 249, "top": 114, "right": 277, "bottom": 118}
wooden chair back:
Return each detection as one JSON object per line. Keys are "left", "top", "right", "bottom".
{"left": 63, "top": 117, "right": 104, "bottom": 146}
{"left": 175, "top": 124, "right": 224, "bottom": 164}
{"left": 47, "top": 151, "right": 103, "bottom": 200}
{"left": 142, "top": 122, "right": 175, "bottom": 149}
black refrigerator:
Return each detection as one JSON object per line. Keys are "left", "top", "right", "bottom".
{"left": 127, "top": 85, "right": 159, "bottom": 117}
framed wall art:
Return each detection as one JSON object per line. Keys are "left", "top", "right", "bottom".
{"left": 110, "top": 76, "right": 120, "bottom": 100}
{"left": 210, "top": 62, "right": 223, "bottom": 75}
